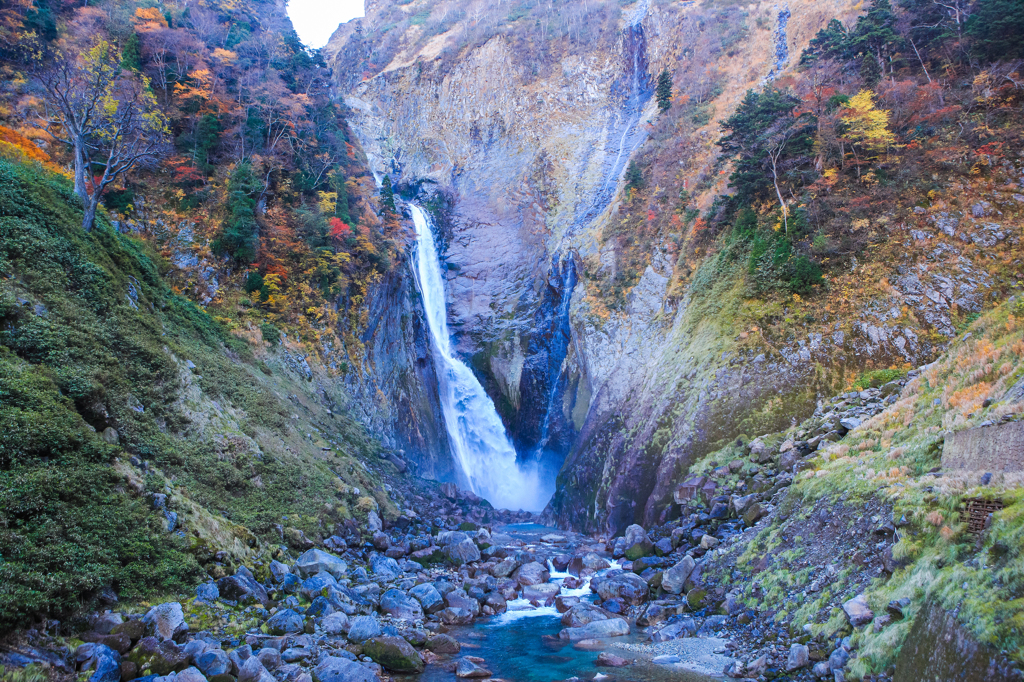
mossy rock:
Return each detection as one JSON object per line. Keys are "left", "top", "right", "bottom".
{"left": 360, "top": 636, "right": 424, "bottom": 673}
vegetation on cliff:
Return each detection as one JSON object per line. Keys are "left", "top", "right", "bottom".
{"left": 0, "top": 0, "right": 408, "bottom": 630}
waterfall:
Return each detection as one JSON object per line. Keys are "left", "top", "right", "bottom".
{"left": 410, "top": 205, "right": 552, "bottom": 512}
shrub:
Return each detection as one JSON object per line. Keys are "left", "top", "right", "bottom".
{"left": 853, "top": 368, "right": 906, "bottom": 389}
{"left": 260, "top": 322, "right": 281, "bottom": 345}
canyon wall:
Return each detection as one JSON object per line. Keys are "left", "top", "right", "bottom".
{"left": 326, "top": 0, "right": 1020, "bottom": 532}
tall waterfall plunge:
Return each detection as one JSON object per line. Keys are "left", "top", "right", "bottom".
{"left": 410, "top": 205, "right": 552, "bottom": 512}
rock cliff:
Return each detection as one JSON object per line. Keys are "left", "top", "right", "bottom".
{"left": 326, "top": 0, "right": 1022, "bottom": 533}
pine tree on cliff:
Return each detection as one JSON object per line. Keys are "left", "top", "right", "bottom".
{"left": 380, "top": 175, "right": 396, "bottom": 215}
{"left": 656, "top": 69, "right": 673, "bottom": 113}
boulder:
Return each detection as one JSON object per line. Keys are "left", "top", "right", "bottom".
{"left": 269, "top": 560, "right": 291, "bottom": 583}
{"left": 142, "top": 603, "right": 188, "bottom": 643}
{"left": 443, "top": 589, "right": 480, "bottom": 616}
{"left": 443, "top": 540, "right": 481, "bottom": 565}
{"left": 218, "top": 567, "right": 269, "bottom": 605}
{"left": 787, "top": 644, "right": 810, "bottom": 671}
{"left": 196, "top": 583, "right": 219, "bottom": 603}
{"left": 592, "top": 571, "right": 649, "bottom": 605}
{"left": 843, "top": 594, "right": 874, "bottom": 627}
{"left": 522, "top": 583, "right": 560, "bottom": 606}
{"left": 265, "top": 609, "right": 303, "bottom": 635}
{"left": 596, "top": 652, "right": 630, "bottom": 667}
{"left": 651, "top": 618, "right": 697, "bottom": 641}
{"left": 438, "top": 608, "right": 473, "bottom": 625}
{"left": 623, "top": 525, "right": 654, "bottom": 560}
{"left": 379, "top": 589, "right": 423, "bottom": 620}
{"left": 312, "top": 656, "right": 377, "bottom": 682}
{"left": 256, "top": 648, "right": 282, "bottom": 671}
{"left": 127, "top": 638, "right": 190, "bottom": 676}
{"left": 490, "top": 557, "right": 519, "bottom": 578}
{"left": 409, "top": 583, "right": 444, "bottom": 614}
{"left": 195, "top": 650, "right": 231, "bottom": 678}
{"left": 346, "top": 616, "right": 382, "bottom": 643}
{"left": 560, "top": 603, "right": 616, "bottom": 628}
{"left": 425, "top": 634, "right": 460, "bottom": 654}
{"left": 110, "top": 619, "right": 145, "bottom": 643}
{"left": 295, "top": 549, "right": 347, "bottom": 580}
{"left": 320, "top": 612, "right": 349, "bottom": 636}
{"left": 512, "top": 561, "right": 549, "bottom": 586}
{"left": 93, "top": 613, "right": 123, "bottom": 635}
{"left": 361, "top": 637, "right": 424, "bottom": 673}
{"left": 661, "top": 556, "right": 695, "bottom": 595}
{"left": 483, "top": 592, "right": 507, "bottom": 614}
{"left": 237, "top": 656, "right": 274, "bottom": 682}
{"left": 454, "top": 658, "right": 491, "bottom": 678}
{"left": 81, "top": 643, "right": 121, "bottom": 682}
{"left": 559, "top": 618, "right": 630, "bottom": 641}
{"left": 370, "top": 555, "right": 402, "bottom": 581}
{"left": 175, "top": 667, "right": 208, "bottom": 682}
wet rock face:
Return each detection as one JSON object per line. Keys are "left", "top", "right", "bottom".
{"left": 895, "top": 600, "right": 1020, "bottom": 682}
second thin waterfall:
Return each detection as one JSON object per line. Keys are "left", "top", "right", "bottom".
{"left": 410, "top": 205, "right": 551, "bottom": 512}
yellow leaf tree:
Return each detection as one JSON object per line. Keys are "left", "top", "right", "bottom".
{"left": 841, "top": 90, "right": 895, "bottom": 175}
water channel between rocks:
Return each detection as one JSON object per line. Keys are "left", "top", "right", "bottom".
{"left": 396, "top": 524, "right": 723, "bottom": 682}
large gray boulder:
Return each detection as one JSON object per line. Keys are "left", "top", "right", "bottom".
{"left": 265, "top": 609, "right": 304, "bottom": 635}
{"left": 370, "top": 555, "right": 402, "bottom": 581}
{"left": 195, "top": 649, "right": 231, "bottom": 677}
{"left": 409, "top": 583, "right": 444, "bottom": 614}
{"left": 142, "top": 603, "right": 188, "bottom": 643}
{"left": 80, "top": 643, "right": 122, "bottom": 682}
{"left": 361, "top": 637, "right": 424, "bottom": 673}
{"left": 443, "top": 540, "right": 481, "bottom": 565}
{"left": 346, "top": 616, "right": 381, "bottom": 643}
{"left": 559, "top": 618, "right": 630, "bottom": 641}
{"left": 237, "top": 657, "right": 275, "bottom": 682}
{"left": 313, "top": 656, "right": 378, "bottom": 682}
{"left": 592, "top": 570, "right": 650, "bottom": 605}
{"left": 623, "top": 524, "right": 654, "bottom": 560}
{"left": 661, "top": 556, "right": 696, "bottom": 595}
{"left": 651, "top": 618, "right": 697, "bottom": 641}
{"left": 379, "top": 589, "right": 423, "bottom": 620}
{"left": 512, "top": 561, "right": 549, "bottom": 586}
{"left": 320, "top": 612, "right": 349, "bottom": 636}
{"left": 295, "top": 549, "right": 348, "bottom": 579}
{"left": 217, "top": 567, "right": 269, "bottom": 605}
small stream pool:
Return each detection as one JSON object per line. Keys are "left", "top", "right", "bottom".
{"left": 397, "top": 524, "right": 721, "bottom": 682}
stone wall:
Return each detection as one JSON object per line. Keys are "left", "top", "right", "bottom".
{"left": 941, "top": 421, "right": 1024, "bottom": 473}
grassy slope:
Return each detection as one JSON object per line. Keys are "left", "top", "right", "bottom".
{"left": 0, "top": 158, "right": 396, "bottom": 629}
{"left": 697, "top": 297, "right": 1024, "bottom": 674}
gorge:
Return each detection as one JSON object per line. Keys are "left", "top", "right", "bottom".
{"left": 0, "top": 0, "right": 1023, "bottom": 680}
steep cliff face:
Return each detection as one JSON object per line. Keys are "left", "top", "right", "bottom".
{"left": 327, "top": 0, "right": 1022, "bottom": 533}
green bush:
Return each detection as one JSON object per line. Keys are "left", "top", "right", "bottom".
{"left": 853, "top": 368, "right": 906, "bottom": 389}
{"left": 260, "top": 322, "right": 281, "bottom": 345}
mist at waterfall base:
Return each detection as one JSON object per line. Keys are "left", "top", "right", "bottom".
{"left": 410, "top": 205, "right": 553, "bottom": 512}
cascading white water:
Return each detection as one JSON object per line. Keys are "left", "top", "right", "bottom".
{"left": 410, "top": 205, "right": 552, "bottom": 512}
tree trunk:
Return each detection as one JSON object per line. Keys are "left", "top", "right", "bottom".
{"left": 73, "top": 139, "right": 89, "bottom": 202}
{"left": 82, "top": 195, "right": 99, "bottom": 232}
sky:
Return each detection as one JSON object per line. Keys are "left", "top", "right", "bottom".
{"left": 287, "top": 0, "right": 365, "bottom": 48}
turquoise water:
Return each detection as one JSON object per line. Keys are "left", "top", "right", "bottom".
{"left": 416, "top": 610, "right": 718, "bottom": 682}
{"left": 396, "top": 524, "right": 720, "bottom": 682}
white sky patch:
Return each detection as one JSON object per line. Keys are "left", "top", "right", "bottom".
{"left": 287, "top": 0, "right": 364, "bottom": 48}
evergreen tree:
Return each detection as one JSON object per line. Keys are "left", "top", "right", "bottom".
{"left": 800, "top": 19, "right": 849, "bottom": 64}
{"left": 967, "top": 0, "right": 1024, "bottom": 60}
{"left": 656, "top": 69, "right": 673, "bottom": 113}
{"left": 331, "top": 170, "right": 351, "bottom": 224}
{"left": 849, "top": 0, "right": 900, "bottom": 80}
{"left": 121, "top": 32, "right": 142, "bottom": 72}
{"left": 380, "top": 175, "right": 396, "bottom": 214}
{"left": 213, "top": 162, "right": 260, "bottom": 263}
{"left": 718, "top": 88, "right": 816, "bottom": 208}
{"left": 625, "top": 160, "right": 644, "bottom": 191}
